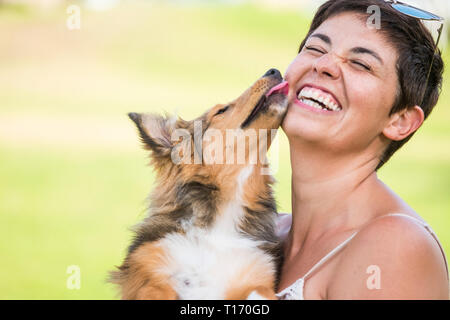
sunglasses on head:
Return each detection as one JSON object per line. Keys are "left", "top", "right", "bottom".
{"left": 386, "top": 0, "right": 444, "bottom": 107}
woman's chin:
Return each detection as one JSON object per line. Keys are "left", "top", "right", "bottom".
{"left": 281, "top": 107, "right": 328, "bottom": 143}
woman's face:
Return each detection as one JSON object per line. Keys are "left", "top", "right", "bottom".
{"left": 282, "top": 12, "right": 399, "bottom": 156}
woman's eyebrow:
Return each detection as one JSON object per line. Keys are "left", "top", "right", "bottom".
{"left": 309, "top": 33, "right": 384, "bottom": 65}
{"left": 350, "top": 47, "right": 384, "bottom": 65}
{"left": 310, "top": 33, "right": 331, "bottom": 45}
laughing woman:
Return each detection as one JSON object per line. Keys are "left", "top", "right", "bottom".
{"left": 275, "top": 0, "right": 449, "bottom": 300}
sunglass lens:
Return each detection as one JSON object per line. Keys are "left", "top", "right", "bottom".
{"left": 392, "top": 4, "right": 442, "bottom": 20}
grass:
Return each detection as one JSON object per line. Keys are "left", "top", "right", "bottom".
{"left": 0, "top": 146, "right": 151, "bottom": 299}
{"left": 0, "top": 2, "right": 448, "bottom": 299}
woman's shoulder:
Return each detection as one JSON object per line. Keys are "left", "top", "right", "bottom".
{"left": 349, "top": 211, "right": 442, "bottom": 254}
{"left": 350, "top": 212, "right": 435, "bottom": 248}
{"left": 327, "top": 212, "right": 449, "bottom": 299}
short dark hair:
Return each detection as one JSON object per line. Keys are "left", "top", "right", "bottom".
{"left": 298, "top": 0, "right": 444, "bottom": 169}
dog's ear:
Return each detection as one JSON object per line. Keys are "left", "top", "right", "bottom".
{"left": 128, "top": 112, "right": 178, "bottom": 159}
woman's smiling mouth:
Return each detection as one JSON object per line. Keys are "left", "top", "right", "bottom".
{"left": 294, "top": 84, "right": 342, "bottom": 113}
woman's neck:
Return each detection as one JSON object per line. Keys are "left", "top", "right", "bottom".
{"left": 286, "top": 141, "right": 381, "bottom": 258}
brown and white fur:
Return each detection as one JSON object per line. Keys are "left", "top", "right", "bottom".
{"left": 110, "top": 69, "right": 289, "bottom": 300}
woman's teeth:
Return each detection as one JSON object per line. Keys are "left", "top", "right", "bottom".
{"left": 299, "top": 97, "right": 330, "bottom": 111}
{"left": 297, "top": 87, "right": 341, "bottom": 111}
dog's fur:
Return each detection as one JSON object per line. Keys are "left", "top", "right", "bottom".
{"left": 109, "top": 69, "right": 288, "bottom": 299}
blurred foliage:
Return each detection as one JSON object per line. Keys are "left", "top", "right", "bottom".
{"left": 0, "top": 1, "right": 448, "bottom": 299}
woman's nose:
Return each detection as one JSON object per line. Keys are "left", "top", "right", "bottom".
{"left": 312, "top": 53, "right": 341, "bottom": 80}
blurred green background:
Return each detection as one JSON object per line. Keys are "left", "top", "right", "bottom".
{"left": 0, "top": 0, "right": 448, "bottom": 299}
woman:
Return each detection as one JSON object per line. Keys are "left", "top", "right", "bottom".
{"left": 275, "top": 0, "right": 449, "bottom": 300}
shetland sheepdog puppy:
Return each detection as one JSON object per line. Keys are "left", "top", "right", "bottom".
{"left": 110, "top": 68, "right": 289, "bottom": 300}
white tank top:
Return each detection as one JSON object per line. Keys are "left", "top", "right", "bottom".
{"left": 275, "top": 213, "right": 449, "bottom": 300}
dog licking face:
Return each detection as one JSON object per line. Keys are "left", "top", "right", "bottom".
{"left": 110, "top": 69, "right": 289, "bottom": 299}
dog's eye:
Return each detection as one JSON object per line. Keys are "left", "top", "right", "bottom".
{"left": 214, "top": 106, "right": 229, "bottom": 116}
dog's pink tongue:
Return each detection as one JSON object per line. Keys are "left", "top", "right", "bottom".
{"left": 266, "top": 81, "right": 289, "bottom": 97}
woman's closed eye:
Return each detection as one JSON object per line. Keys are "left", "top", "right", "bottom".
{"left": 350, "top": 60, "right": 371, "bottom": 71}
{"left": 305, "top": 46, "right": 326, "bottom": 54}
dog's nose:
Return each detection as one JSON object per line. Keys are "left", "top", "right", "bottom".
{"left": 263, "top": 68, "right": 282, "bottom": 80}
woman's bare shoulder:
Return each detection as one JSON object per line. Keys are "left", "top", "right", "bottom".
{"left": 327, "top": 213, "right": 449, "bottom": 299}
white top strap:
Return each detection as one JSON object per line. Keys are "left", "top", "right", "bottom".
{"left": 302, "top": 231, "right": 358, "bottom": 281}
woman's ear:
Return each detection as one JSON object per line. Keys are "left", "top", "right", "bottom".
{"left": 382, "top": 106, "right": 424, "bottom": 141}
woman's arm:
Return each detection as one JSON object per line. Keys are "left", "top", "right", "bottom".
{"left": 327, "top": 215, "right": 449, "bottom": 299}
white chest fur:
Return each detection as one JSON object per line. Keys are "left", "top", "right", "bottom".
{"left": 155, "top": 166, "right": 275, "bottom": 299}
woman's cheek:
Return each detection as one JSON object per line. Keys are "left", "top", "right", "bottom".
{"left": 285, "top": 53, "right": 310, "bottom": 78}
{"left": 345, "top": 73, "right": 379, "bottom": 108}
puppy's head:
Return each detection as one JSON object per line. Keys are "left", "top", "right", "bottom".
{"left": 128, "top": 69, "right": 288, "bottom": 172}
{"left": 204, "top": 68, "right": 288, "bottom": 134}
